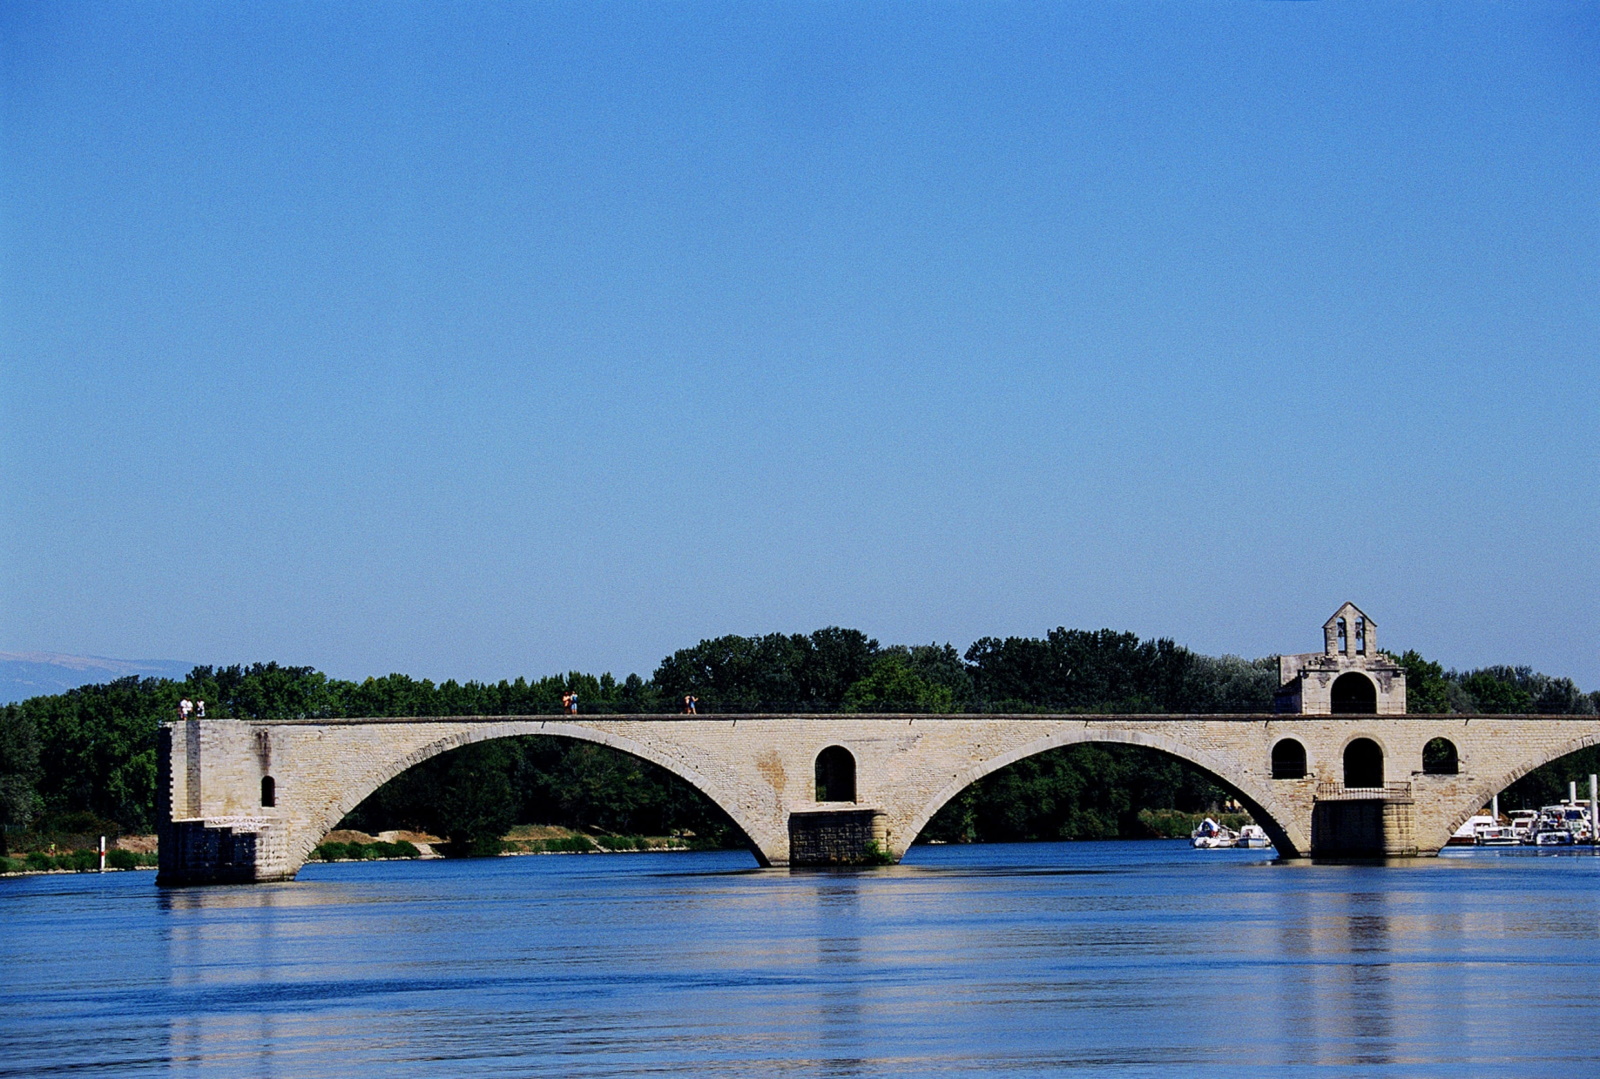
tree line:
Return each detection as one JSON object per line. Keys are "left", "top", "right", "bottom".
{"left": 1, "top": 627, "right": 1595, "bottom": 855}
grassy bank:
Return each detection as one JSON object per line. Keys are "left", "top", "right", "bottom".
{"left": 0, "top": 848, "right": 157, "bottom": 874}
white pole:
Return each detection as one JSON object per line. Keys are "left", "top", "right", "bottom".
{"left": 1589, "top": 775, "right": 1597, "bottom": 845}
{"left": 1492, "top": 794, "right": 1500, "bottom": 822}
{"left": 1571, "top": 780, "right": 1579, "bottom": 806}
{"left": 98, "top": 835, "right": 106, "bottom": 873}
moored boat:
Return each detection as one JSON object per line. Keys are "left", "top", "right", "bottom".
{"left": 1474, "top": 825, "right": 1518, "bottom": 846}
{"left": 1531, "top": 812, "right": 1577, "bottom": 846}
{"left": 1550, "top": 804, "right": 1593, "bottom": 843}
{"left": 1234, "top": 824, "right": 1271, "bottom": 849}
{"left": 1190, "top": 817, "right": 1237, "bottom": 849}
{"left": 1509, "top": 810, "right": 1539, "bottom": 844}
{"left": 1448, "top": 814, "right": 1496, "bottom": 846}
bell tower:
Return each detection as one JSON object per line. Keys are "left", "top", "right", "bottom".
{"left": 1275, "top": 603, "right": 1406, "bottom": 715}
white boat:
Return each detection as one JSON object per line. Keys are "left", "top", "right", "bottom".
{"left": 1531, "top": 809, "right": 1577, "bottom": 846}
{"left": 1533, "top": 824, "right": 1576, "bottom": 847}
{"left": 1474, "top": 825, "right": 1518, "bottom": 846}
{"left": 1234, "top": 824, "right": 1271, "bottom": 849}
{"left": 1529, "top": 804, "right": 1589, "bottom": 846}
{"left": 1508, "top": 810, "right": 1539, "bottom": 843}
{"left": 1549, "top": 804, "right": 1593, "bottom": 843}
{"left": 1190, "top": 817, "right": 1238, "bottom": 849}
{"left": 1449, "top": 814, "right": 1496, "bottom": 847}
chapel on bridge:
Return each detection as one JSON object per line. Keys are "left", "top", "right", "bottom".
{"left": 1274, "top": 602, "right": 1407, "bottom": 715}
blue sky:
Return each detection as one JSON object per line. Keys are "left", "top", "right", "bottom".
{"left": 3, "top": 3, "right": 1596, "bottom": 687}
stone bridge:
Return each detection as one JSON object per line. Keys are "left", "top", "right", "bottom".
{"left": 155, "top": 713, "right": 1600, "bottom": 884}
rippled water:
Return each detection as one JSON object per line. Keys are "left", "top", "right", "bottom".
{"left": 5, "top": 842, "right": 1600, "bottom": 1077}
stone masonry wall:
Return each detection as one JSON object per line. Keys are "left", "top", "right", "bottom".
{"left": 788, "top": 809, "right": 888, "bottom": 865}
{"left": 158, "top": 714, "right": 1600, "bottom": 883}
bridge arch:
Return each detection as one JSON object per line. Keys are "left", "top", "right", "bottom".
{"left": 1432, "top": 730, "right": 1600, "bottom": 853}
{"left": 898, "top": 726, "right": 1308, "bottom": 858}
{"left": 292, "top": 720, "right": 773, "bottom": 870}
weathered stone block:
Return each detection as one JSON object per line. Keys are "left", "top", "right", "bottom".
{"left": 788, "top": 808, "right": 888, "bottom": 865}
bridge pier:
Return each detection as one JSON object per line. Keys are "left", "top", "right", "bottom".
{"left": 787, "top": 808, "right": 889, "bottom": 866}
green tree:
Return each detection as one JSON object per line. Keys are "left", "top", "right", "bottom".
{"left": 653, "top": 628, "right": 879, "bottom": 711}
{"left": 1447, "top": 666, "right": 1594, "bottom": 715}
{"left": 191, "top": 663, "right": 336, "bottom": 719}
{"left": 0, "top": 704, "right": 43, "bottom": 855}
{"left": 416, "top": 741, "right": 518, "bottom": 856}
{"left": 1177, "top": 654, "right": 1278, "bottom": 713}
{"left": 23, "top": 677, "right": 170, "bottom": 832}
{"left": 1459, "top": 667, "right": 1535, "bottom": 713}
{"left": 1397, "top": 650, "right": 1453, "bottom": 714}
{"left": 843, "top": 653, "right": 955, "bottom": 712}
{"left": 966, "top": 629, "right": 1193, "bottom": 712}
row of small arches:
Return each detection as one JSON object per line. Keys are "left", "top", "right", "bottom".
{"left": 1270, "top": 736, "right": 1460, "bottom": 786}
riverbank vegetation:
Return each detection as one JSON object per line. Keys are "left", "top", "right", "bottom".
{"left": 312, "top": 839, "right": 421, "bottom": 862}
{"left": 1, "top": 627, "right": 1595, "bottom": 856}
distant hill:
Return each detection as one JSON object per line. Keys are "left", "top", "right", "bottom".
{"left": 0, "top": 652, "right": 195, "bottom": 705}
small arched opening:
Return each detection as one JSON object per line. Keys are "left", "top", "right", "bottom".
{"left": 1271, "top": 738, "right": 1307, "bottom": 780}
{"left": 1344, "top": 738, "right": 1384, "bottom": 789}
{"left": 1422, "top": 737, "right": 1459, "bottom": 776}
{"left": 814, "top": 745, "right": 857, "bottom": 803}
{"left": 1331, "top": 672, "right": 1377, "bottom": 714}
{"left": 261, "top": 775, "right": 276, "bottom": 808}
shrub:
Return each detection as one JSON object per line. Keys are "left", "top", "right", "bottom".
{"left": 861, "top": 841, "right": 896, "bottom": 866}
{"left": 26, "top": 851, "right": 52, "bottom": 871}
{"left": 106, "top": 848, "right": 139, "bottom": 871}
{"left": 596, "top": 835, "right": 639, "bottom": 851}
{"left": 0, "top": 856, "right": 19, "bottom": 873}
{"left": 343, "top": 842, "right": 370, "bottom": 860}
{"left": 378, "top": 840, "right": 420, "bottom": 858}
{"left": 66, "top": 849, "right": 99, "bottom": 872}
{"left": 545, "top": 835, "right": 595, "bottom": 854}
{"left": 315, "top": 842, "right": 348, "bottom": 861}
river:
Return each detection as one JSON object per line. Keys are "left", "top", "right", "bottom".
{"left": 4, "top": 842, "right": 1599, "bottom": 1077}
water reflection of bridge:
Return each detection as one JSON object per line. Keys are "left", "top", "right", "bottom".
{"left": 157, "top": 712, "right": 1600, "bottom": 885}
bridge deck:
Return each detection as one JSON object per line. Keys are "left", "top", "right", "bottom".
{"left": 238, "top": 712, "right": 1589, "bottom": 724}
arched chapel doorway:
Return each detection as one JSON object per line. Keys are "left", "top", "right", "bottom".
{"left": 1331, "top": 672, "right": 1377, "bottom": 714}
